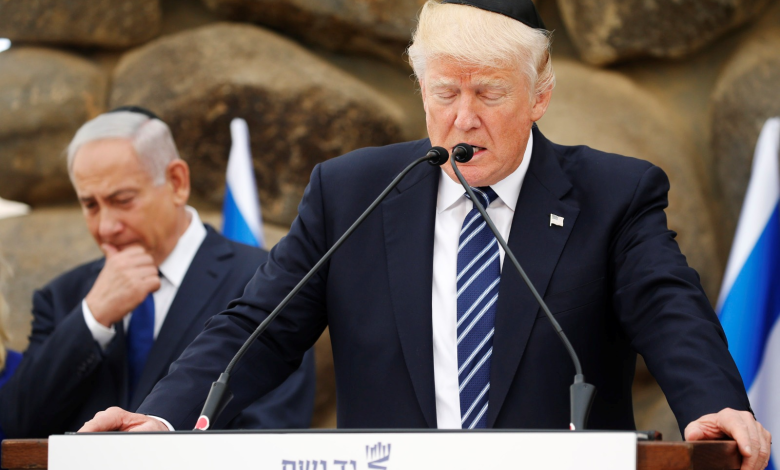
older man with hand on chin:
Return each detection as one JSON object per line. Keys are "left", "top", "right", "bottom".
{"left": 81, "top": 2, "right": 770, "bottom": 469}
{"left": 0, "top": 108, "right": 316, "bottom": 437}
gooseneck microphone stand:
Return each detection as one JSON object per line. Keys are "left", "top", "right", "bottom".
{"left": 194, "top": 146, "right": 451, "bottom": 430}
{"left": 450, "top": 143, "right": 596, "bottom": 431}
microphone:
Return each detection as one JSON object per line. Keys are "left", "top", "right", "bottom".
{"left": 194, "top": 146, "right": 450, "bottom": 430}
{"left": 450, "top": 143, "right": 596, "bottom": 431}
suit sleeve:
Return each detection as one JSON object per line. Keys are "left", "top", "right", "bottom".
{"left": 225, "top": 347, "right": 316, "bottom": 429}
{"left": 609, "top": 164, "right": 750, "bottom": 432}
{"left": 0, "top": 286, "right": 107, "bottom": 438}
{"left": 138, "top": 164, "right": 331, "bottom": 430}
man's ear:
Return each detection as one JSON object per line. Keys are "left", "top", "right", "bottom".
{"left": 531, "top": 85, "right": 553, "bottom": 122}
{"left": 166, "top": 159, "right": 190, "bottom": 206}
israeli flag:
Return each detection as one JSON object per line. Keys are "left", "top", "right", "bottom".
{"left": 222, "top": 118, "right": 265, "bottom": 248}
{"left": 717, "top": 117, "right": 779, "bottom": 470}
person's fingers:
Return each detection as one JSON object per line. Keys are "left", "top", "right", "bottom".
{"left": 723, "top": 415, "right": 754, "bottom": 469}
{"left": 79, "top": 408, "right": 167, "bottom": 433}
{"left": 127, "top": 418, "right": 169, "bottom": 432}
{"left": 116, "top": 248, "right": 155, "bottom": 268}
{"left": 684, "top": 421, "right": 705, "bottom": 441}
{"left": 686, "top": 409, "right": 772, "bottom": 470}
{"left": 754, "top": 423, "right": 771, "bottom": 470}
{"left": 684, "top": 413, "right": 724, "bottom": 441}
{"left": 78, "top": 407, "right": 129, "bottom": 432}
{"left": 101, "top": 243, "right": 119, "bottom": 258}
{"left": 140, "top": 269, "right": 162, "bottom": 293}
{"left": 135, "top": 265, "right": 160, "bottom": 280}
{"left": 715, "top": 409, "right": 761, "bottom": 470}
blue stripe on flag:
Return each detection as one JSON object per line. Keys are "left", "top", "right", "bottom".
{"left": 222, "top": 185, "right": 260, "bottom": 248}
{"left": 719, "top": 202, "right": 780, "bottom": 389}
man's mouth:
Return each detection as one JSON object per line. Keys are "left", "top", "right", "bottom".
{"left": 449, "top": 144, "right": 486, "bottom": 159}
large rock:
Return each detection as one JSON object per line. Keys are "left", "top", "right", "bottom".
{"left": 557, "top": 0, "right": 773, "bottom": 65}
{"left": 539, "top": 59, "right": 722, "bottom": 302}
{"left": 0, "top": 208, "right": 101, "bottom": 352}
{"left": 0, "top": 206, "right": 337, "bottom": 428}
{"left": 200, "top": 0, "right": 425, "bottom": 64}
{"left": 0, "top": 0, "right": 161, "bottom": 48}
{"left": 0, "top": 48, "right": 107, "bottom": 206}
{"left": 110, "top": 23, "right": 406, "bottom": 226}
{"left": 710, "top": 30, "right": 780, "bottom": 241}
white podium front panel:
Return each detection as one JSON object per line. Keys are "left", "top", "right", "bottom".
{"left": 50, "top": 431, "right": 637, "bottom": 470}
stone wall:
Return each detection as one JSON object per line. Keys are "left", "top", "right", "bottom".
{"left": 2, "top": 0, "right": 779, "bottom": 436}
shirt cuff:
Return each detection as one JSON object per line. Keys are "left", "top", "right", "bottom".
{"left": 148, "top": 415, "right": 175, "bottom": 431}
{"left": 82, "top": 299, "right": 116, "bottom": 350}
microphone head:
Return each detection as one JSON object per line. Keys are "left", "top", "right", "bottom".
{"left": 452, "top": 143, "right": 474, "bottom": 163}
{"left": 426, "top": 146, "right": 450, "bottom": 166}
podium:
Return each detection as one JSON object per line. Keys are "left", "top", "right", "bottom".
{"left": 1, "top": 433, "right": 742, "bottom": 470}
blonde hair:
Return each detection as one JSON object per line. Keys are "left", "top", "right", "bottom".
{"left": 407, "top": 0, "right": 555, "bottom": 101}
{"left": 0, "top": 254, "right": 11, "bottom": 372}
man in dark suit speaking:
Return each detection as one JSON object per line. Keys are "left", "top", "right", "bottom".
{"left": 82, "top": 2, "right": 770, "bottom": 468}
{"left": 0, "top": 108, "right": 316, "bottom": 437}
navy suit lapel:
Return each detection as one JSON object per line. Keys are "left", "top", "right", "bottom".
{"left": 382, "top": 159, "right": 440, "bottom": 428}
{"left": 486, "top": 127, "right": 580, "bottom": 427}
{"left": 129, "top": 227, "right": 234, "bottom": 410}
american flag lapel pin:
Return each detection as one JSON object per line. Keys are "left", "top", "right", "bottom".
{"left": 550, "top": 214, "right": 564, "bottom": 227}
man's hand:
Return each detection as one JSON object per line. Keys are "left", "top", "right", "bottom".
{"left": 79, "top": 407, "right": 168, "bottom": 432}
{"left": 685, "top": 408, "right": 772, "bottom": 470}
{"left": 85, "top": 244, "right": 161, "bottom": 327}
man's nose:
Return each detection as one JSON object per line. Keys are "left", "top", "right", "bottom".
{"left": 453, "top": 95, "right": 481, "bottom": 131}
{"left": 98, "top": 210, "right": 123, "bottom": 239}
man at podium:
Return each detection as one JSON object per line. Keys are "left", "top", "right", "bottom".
{"left": 82, "top": 1, "right": 771, "bottom": 469}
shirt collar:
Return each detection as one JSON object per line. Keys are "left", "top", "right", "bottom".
{"left": 436, "top": 129, "right": 533, "bottom": 213}
{"left": 158, "top": 206, "right": 207, "bottom": 288}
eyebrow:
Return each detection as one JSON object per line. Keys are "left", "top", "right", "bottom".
{"left": 474, "top": 77, "right": 511, "bottom": 90}
{"left": 107, "top": 189, "right": 138, "bottom": 199}
{"left": 427, "top": 78, "right": 458, "bottom": 89}
{"left": 78, "top": 188, "right": 138, "bottom": 203}
{"left": 427, "top": 77, "right": 511, "bottom": 91}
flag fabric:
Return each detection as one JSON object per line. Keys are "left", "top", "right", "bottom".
{"left": 717, "top": 117, "right": 780, "bottom": 470}
{"left": 222, "top": 118, "right": 265, "bottom": 249}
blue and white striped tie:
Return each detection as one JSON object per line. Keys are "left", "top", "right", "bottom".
{"left": 457, "top": 186, "right": 500, "bottom": 429}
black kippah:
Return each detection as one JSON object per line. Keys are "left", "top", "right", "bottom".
{"left": 108, "top": 105, "right": 162, "bottom": 122}
{"left": 441, "top": 0, "right": 546, "bottom": 30}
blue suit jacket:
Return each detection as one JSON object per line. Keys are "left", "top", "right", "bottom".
{"left": 0, "top": 226, "right": 315, "bottom": 437}
{"left": 138, "top": 127, "right": 750, "bottom": 432}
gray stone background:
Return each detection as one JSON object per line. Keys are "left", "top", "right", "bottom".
{"left": 1, "top": 0, "right": 780, "bottom": 435}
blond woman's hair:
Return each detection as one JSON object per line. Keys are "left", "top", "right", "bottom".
{"left": 407, "top": 0, "right": 555, "bottom": 101}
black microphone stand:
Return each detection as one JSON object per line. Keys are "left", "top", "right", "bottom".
{"left": 194, "top": 146, "right": 451, "bottom": 430}
{"left": 449, "top": 144, "right": 596, "bottom": 431}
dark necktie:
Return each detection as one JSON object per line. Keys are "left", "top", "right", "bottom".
{"left": 457, "top": 186, "right": 500, "bottom": 429}
{"left": 126, "top": 293, "right": 155, "bottom": 401}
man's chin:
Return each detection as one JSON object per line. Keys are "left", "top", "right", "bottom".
{"left": 447, "top": 167, "right": 494, "bottom": 188}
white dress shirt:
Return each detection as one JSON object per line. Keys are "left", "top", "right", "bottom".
{"left": 432, "top": 130, "right": 533, "bottom": 428}
{"left": 82, "top": 206, "right": 207, "bottom": 349}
